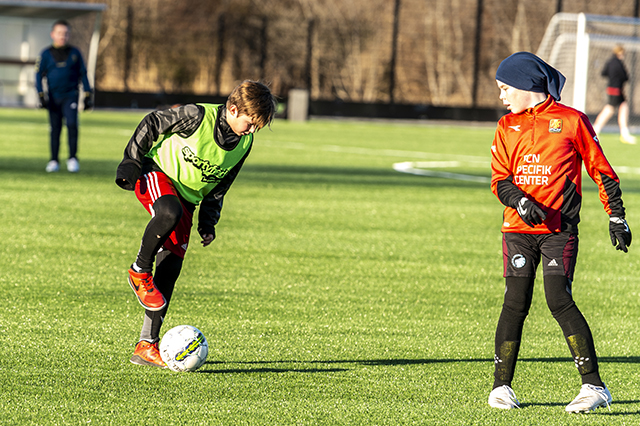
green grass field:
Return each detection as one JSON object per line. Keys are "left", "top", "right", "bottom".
{"left": 1, "top": 107, "right": 640, "bottom": 425}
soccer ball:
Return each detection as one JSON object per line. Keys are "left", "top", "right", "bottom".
{"left": 159, "top": 325, "right": 209, "bottom": 372}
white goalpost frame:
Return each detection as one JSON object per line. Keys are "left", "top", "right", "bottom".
{"left": 573, "top": 13, "right": 590, "bottom": 112}
{"left": 538, "top": 12, "right": 640, "bottom": 129}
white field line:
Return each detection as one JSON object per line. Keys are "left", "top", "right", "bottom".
{"left": 259, "top": 140, "right": 640, "bottom": 182}
{"left": 614, "top": 165, "right": 640, "bottom": 175}
{"left": 393, "top": 161, "right": 491, "bottom": 183}
{"left": 259, "top": 140, "right": 488, "bottom": 162}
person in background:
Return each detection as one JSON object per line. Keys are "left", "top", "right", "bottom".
{"left": 488, "top": 52, "right": 631, "bottom": 413}
{"left": 592, "top": 45, "right": 636, "bottom": 144}
{"left": 35, "top": 19, "right": 93, "bottom": 173}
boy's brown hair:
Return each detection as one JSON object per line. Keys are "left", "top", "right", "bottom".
{"left": 227, "top": 80, "right": 277, "bottom": 130}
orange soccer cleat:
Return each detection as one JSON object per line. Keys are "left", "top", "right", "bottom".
{"left": 130, "top": 341, "right": 167, "bottom": 368}
{"left": 128, "top": 268, "right": 166, "bottom": 311}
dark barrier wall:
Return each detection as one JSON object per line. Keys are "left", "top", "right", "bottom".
{"left": 96, "top": 91, "right": 505, "bottom": 122}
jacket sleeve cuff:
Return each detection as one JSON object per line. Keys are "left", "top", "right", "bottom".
{"left": 115, "top": 160, "right": 141, "bottom": 191}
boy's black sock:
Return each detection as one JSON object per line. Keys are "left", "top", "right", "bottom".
{"left": 493, "top": 276, "right": 534, "bottom": 388}
{"left": 139, "top": 250, "right": 183, "bottom": 342}
{"left": 544, "top": 275, "right": 603, "bottom": 387}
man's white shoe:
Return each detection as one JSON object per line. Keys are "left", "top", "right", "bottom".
{"left": 45, "top": 160, "right": 59, "bottom": 173}
{"left": 565, "top": 383, "right": 612, "bottom": 413}
{"left": 488, "top": 385, "right": 520, "bottom": 409}
{"left": 66, "top": 158, "right": 79, "bottom": 173}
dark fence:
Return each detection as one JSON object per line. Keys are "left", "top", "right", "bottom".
{"left": 95, "top": 90, "right": 504, "bottom": 122}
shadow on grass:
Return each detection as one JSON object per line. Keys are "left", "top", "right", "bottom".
{"left": 200, "top": 357, "right": 490, "bottom": 374}
{"left": 0, "top": 157, "right": 118, "bottom": 178}
{"left": 199, "top": 366, "right": 349, "bottom": 374}
{"left": 520, "top": 356, "right": 640, "bottom": 364}
{"left": 521, "top": 401, "right": 640, "bottom": 413}
{"left": 0, "top": 112, "right": 49, "bottom": 125}
{"left": 199, "top": 357, "right": 640, "bottom": 412}
{"left": 204, "top": 357, "right": 491, "bottom": 368}
{"left": 199, "top": 356, "right": 640, "bottom": 376}
{"left": 596, "top": 405, "right": 640, "bottom": 415}
{"left": 0, "top": 156, "right": 491, "bottom": 189}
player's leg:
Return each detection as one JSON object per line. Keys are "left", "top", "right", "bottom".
{"left": 545, "top": 274, "right": 611, "bottom": 412}
{"left": 128, "top": 193, "right": 182, "bottom": 311}
{"left": 46, "top": 99, "right": 63, "bottom": 172}
{"left": 139, "top": 250, "right": 183, "bottom": 341}
{"left": 540, "top": 233, "right": 611, "bottom": 412}
{"left": 544, "top": 274, "right": 602, "bottom": 384}
{"left": 493, "top": 276, "right": 534, "bottom": 388}
{"left": 62, "top": 97, "right": 80, "bottom": 171}
{"left": 592, "top": 104, "right": 614, "bottom": 134}
{"left": 153, "top": 250, "right": 183, "bottom": 308}
{"left": 130, "top": 250, "right": 183, "bottom": 368}
{"left": 128, "top": 171, "right": 195, "bottom": 366}
{"left": 541, "top": 233, "right": 603, "bottom": 386}
{"left": 134, "top": 194, "right": 184, "bottom": 272}
{"left": 489, "top": 276, "right": 534, "bottom": 409}
{"left": 489, "top": 233, "right": 539, "bottom": 409}
{"left": 618, "top": 101, "right": 636, "bottom": 144}
{"left": 128, "top": 172, "right": 184, "bottom": 311}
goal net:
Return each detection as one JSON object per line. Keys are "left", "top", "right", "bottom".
{"left": 537, "top": 13, "right": 640, "bottom": 132}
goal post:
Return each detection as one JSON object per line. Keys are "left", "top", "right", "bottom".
{"left": 573, "top": 13, "right": 589, "bottom": 112}
{"left": 537, "top": 13, "right": 640, "bottom": 131}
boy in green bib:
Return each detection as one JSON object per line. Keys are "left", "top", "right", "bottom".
{"left": 116, "top": 80, "right": 277, "bottom": 367}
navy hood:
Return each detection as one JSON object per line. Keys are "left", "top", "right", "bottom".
{"left": 495, "top": 52, "right": 566, "bottom": 101}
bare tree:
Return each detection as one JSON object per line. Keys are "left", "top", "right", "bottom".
{"left": 76, "top": 0, "right": 640, "bottom": 108}
{"left": 422, "top": 0, "right": 474, "bottom": 106}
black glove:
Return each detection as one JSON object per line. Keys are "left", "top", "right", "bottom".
{"left": 83, "top": 92, "right": 93, "bottom": 110}
{"left": 516, "top": 197, "right": 547, "bottom": 227}
{"left": 38, "top": 93, "right": 48, "bottom": 109}
{"left": 609, "top": 216, "right": 632, "bottom": 252}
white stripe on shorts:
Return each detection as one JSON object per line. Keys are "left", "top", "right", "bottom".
{"left": 145, "top": 172, "right": 161, "bottom": 202}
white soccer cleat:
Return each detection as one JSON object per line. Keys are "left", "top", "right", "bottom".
{"left": 488, "top": 385, "right": 520, "bottom": 409}
{"left": 66, "top": 157, "right": 80, "bottom": 173}
{"left": 620, "top": 134, "right": 637, "bottom": 145}
{"left": 565, "top": 383, "right": 612, "bottom": 413}
{"left": 45, "top": 160, "right": 59, "bottom": 173}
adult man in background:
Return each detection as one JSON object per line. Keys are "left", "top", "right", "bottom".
{"left": 35, "top": 19, "right": 93, "bottom": 173}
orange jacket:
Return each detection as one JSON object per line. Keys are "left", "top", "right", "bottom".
{"left": 491, "top": 96, "right": 624, "bottom": 234}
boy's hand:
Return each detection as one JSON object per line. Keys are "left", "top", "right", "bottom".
{"left": 516, "top": 197, "right": 546, "bottom": 227}
{"left": 610, "top": 216, "right": 632, "bottom": 252}
{"left": 201, "top": 233, "right": 215, "bottom": 247}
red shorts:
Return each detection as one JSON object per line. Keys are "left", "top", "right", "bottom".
{"left": 606, "top": 87, "right": 625, "bottom": 107}
{"left": 135, "top": 171, "right": 193, "bottom": 259}
{"left": 606, "top": 87, "right": 622, "bottom": 96}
